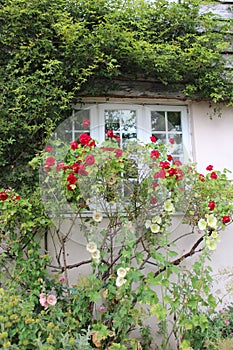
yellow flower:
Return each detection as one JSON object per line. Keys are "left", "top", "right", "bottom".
{"left": 164, "top": 200, "right": 174, "bottom": 212}
{"left": 116, "top": 276, "right": 127, "bottom": 287}
{"left": 117, "top": 267, "right": 127, "bottom": 278}
{"left": 145, "top": 220, "right": 151, "bottom": 229}
{"left": 206, "top": 238, "right": 217, "bottom": 251}
{"left": 152, "top": 215, "right": 162, "bottom": 224}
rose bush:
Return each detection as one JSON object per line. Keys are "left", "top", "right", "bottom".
{"left": 1, "top": 132, "right": 233, "bottom": 349}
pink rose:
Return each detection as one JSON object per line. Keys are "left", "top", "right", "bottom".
{"left": 82, "top": 119, "right": 90, "bottom": 128}
{"left": 154, "top": 169, "right": 166, "bottom": 179}
{"left": 45, "top": 157, "right": 56, "bottom": 166}
{"left": 114, "top": 148, "right": 123, "bottom": 158}
{"left": 85, "top": 155, "right": 95, "bottom": 165}
{"left": 45, "top": 145, "right": 53, "bottom": 153}
{"left": 78, "top": 164, "right": 88, "bottom": 176}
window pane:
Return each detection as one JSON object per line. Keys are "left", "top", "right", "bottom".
{"left": 167, "top": 112, "right": 182, "bottom": 132}
{"left": 105, "top": 110, "right": 137, "bottom": 146}
{"left": 152, "top": 133, "right": 167, "bottom": 143}
{"left": 168, "top": 134, "right": 183, "bottom": 154}
{"left": 151, "top": 111, "right": 165, "bottom": 131}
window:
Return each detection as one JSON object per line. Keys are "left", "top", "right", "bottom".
{"left": 69, "top": 103, "right": 192, "bottom": 162}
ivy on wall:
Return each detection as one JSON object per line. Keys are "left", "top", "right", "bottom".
{"left": 0, "top": 0, "right": 232, "bottom": 191}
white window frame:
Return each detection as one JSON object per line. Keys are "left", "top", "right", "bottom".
{"left": 73, "top": 103, "right": 193, "bottom": 163}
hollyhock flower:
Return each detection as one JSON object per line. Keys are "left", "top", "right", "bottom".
{"left": 45, "top": 157, "right": 56, "bottom": 166}
{"left": 206, "top": 237, "right": 217, "bottom": 251}
{"left": 114, "top": 148, "right": 123, "bottom": 157}
{"left": 207, "top": 214, "right": 217, "bottom": 229}
{"left": 117, "top": 267, "right": 127, "bottom": 278}
{"left": 150, "top": 135, "right": 157, "bottom": 143}
{"left": 106, "top": 130, "right": 114, "bottom": 138}
{"left": 211, "top": 231, "right": 219, "bottom": 239}
{"left": 86, "top": 242, "right": 97, "bottom": 253}
{"left": 210, "top": 172, "right": 218, "bottom": 179}
{"left": 154, "top": 169, "right": 166, "bottom": 179}
{"left": 82, "top": 119, "right": 90, "bottom": 128}
{"left": 225, "top": 319, "right": 230, "bottom": 325}
{"left": 150, "top": 150, "right": 160, "bottom": 160}
{"left": 222, "top": 215, "right": 231, "bottom": 224}
{"left": 116, "top": 276, "right": 127, "bottom": 287}
{"left": 145, "top": 220, "right": 151, "bottom": 229}
{"left": 164, "top": 200, "right": 175, "bottom": 213}
{"left": 206, "top": 165, "right": 213, "bottom": 171}
{"left": 152, "top": 216, "right": 162, "bottom": 224}
{"left": 47, "top": 294, "right": 57, "bottom": 306}
{"left": 92, "top": 210, "right": 103, "bottom": 222}
{"left": 85, "top": 155, "right": 95, "bottom": 165}
{"left": 45, "top": 145, "right": 53, "bottom": 152}
{"left": 39, "top": 293, "right": 48, "bottom": 308}
{"left": 92, "top": 249, "right": 100, "bottom": 260}
{"left": 150, "top": 223, "right": 160, "bottom": 233}
{"left": 0, "top": 191, "right": 8, "bottom": 201}
{"left": 70, "top": 140, "right": 78, "bottom": 150}
{"left": 99, "top": 305, "right": 106, "bottom": 312}
{"left": 79, "top": 133, "right": 92, "bottom": 145}
{"left": 198, "top": 218, "right": 207, "bottom": 231}
{"left": 208, "top": 201, "right": 215, "bottom": 210}
{"left": 59, "top": 276, "right": 65, "bottom": 282}
{"left": 167, "top": 154, "right": 173, "bottom": 161}
{"left": 67, "top": 173, "right": 77, "bottom": 184}
{"left": 169, "top": 138, "right": 175, "bottom": 144}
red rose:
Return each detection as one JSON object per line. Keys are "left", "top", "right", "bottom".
{"left": 44, "top": 165, "right": 51, "bottom": 172}
{"left": 106, "top": 130, "right": 114, "bottom": 138}
{"left": 114, "top": 148, "right": 123, "bottom": 158}
{"left": 85, "top": 155, "right": 95, "bottom": 165}
{"left": 113, "top": 135, "right": 120, "bottom": 142}
{"left": 56, "top": 162, "right": 65, "bottom": 172}
{"left": 222, "top": 215, "right": 231, "bottom": 224}
{"left": 150, "top": 135, "right": 157, "bottom": 143}
{"left": 174, "top": 160, "right": 182, "bottom": 166}
{"left": 175, "top": 168, "right": 184, "bottom": 181}
{"left": 79, "top": 133, "right": 91, "bottom": 146}
{"left": 150, "top": 150, "right": 160, "bottom": 160}
{"left": 67, "top": 173, "right": 77, "bottom": 184}
{"left": 70, "top": 141, "right": 78, "bottom": 150}
{"left": 168, "top": 168, "right": 177, "bottom": 177}
{"left": 167, "top": 154, "right": 173, "bottom": 161}
{"left": 0, "top": 191, "right": 8, "bottom": 200}
{"left": 150, "top": 196, "right": 158, "bottom": 204}
{"left": 67, "top": 184, "right": 75, "bottom": 191}
{"left": 199, "top": 174, "right": 205, "bottom": 182}
{"left": 82, "top": 119, "right": 90, "bottom": 128}
{"left": 154, "top": 169, "right": 166, "bottom": 179}
{"left": 210, "top": 172, "right": 218, "bottom": 179}
{"left": 45, "top": 157, "right": 56, "bottom": 166}
{"left": 169, "top": 138, "right": 175, "bottom": 144}
{"left": 45, "top": 145, "right": 52, "bottom": 152}
{"left": 159, "top": 161, "right": 170, "bottom": 169}
{"left": 15, "top": 195, "right": 21, "bottom": 200}
{"left": 206, "top": 165, "right": 213, "bottom": 171}
{"left": 208, "top": 201, "right": 215, "bottom": 210}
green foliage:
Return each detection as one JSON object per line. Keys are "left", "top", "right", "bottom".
{"left": 0, "top": 0, "right": 232, "bottom": 192}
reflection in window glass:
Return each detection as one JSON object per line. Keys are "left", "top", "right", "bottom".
{"left": 105, "top": 110, "right": 137, "bottom": 147}
{"left": 151, "top": 111, "right": 183, "bottom": 161}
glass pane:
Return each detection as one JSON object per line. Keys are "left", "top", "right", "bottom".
{"left": 151, "top": 111, "right": 165, "bottom": 131}
{"left": 105, "top": 110, "right": 137, "bottom": 146}
{"left": 152, "top": 133, "right": 166, "bottom": 143}
{"left": 168, "top": 134, "right": 183, "bottom": 154}
{"left": 73, "top": 110, "right": 90, "bottom": 130}
{"left": 167, "top": 112, "right": 182, "bottom": 132}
